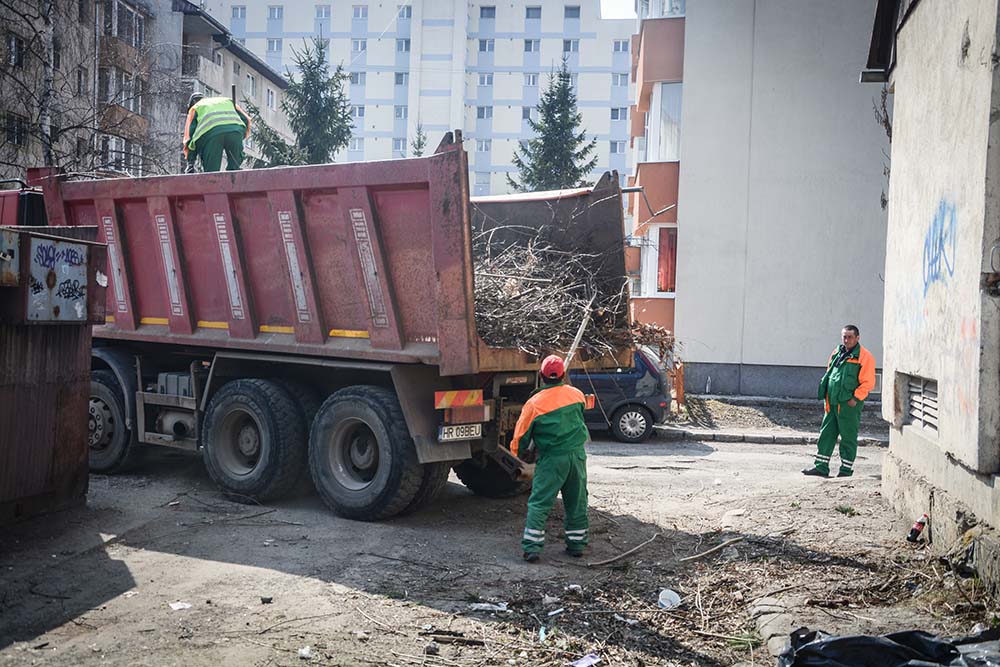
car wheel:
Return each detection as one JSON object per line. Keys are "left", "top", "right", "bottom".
{"left": 610, "top": 405, "right": 653, "bottom": 443}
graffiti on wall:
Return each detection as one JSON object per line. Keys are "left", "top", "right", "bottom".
{"left": 923, "top": 199, "right": 957, "bottom": 296}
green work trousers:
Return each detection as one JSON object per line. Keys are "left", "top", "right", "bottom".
{"left": 814, "top": 399, "right": 863, "bottom": 476}
{"left": 522, "top": 450, "right": 589, "bottom": 554}
{"left": 196, "top": 129, "right": 245, "bottom": 172}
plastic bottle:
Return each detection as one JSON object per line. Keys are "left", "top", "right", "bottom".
{"left": 907, "top": 513, "right": 929, "bottom": 542}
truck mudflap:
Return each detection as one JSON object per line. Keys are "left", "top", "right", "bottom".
{"left": 390, "top": 364, "right": 472, "bottom": 463}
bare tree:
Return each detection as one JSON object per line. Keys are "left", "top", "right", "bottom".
{"left": 0, "top": 0, "right": 190, "bottom": 182}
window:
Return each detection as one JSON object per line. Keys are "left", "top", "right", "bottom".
{"left": 53, "top": 39, "right": 61, "bottom": 70}
{"left": 523, "top": 39, "right": 539, "bottom": 52}
{"left": 610, "top": 140, "right": 625, "bottom": 154}
{"left": 398, "top": 4, "right": 412, "bottom": 17}
{"left": 392, "top": 138, "right": 406, "bottom": 153}
{"left": 267, "top": 5, "right": 283, "bottom": 19}
{"left": 569, "top": 73, "right": 578, "bottom": 88}
{"left": 478, "top": 73, "right": 493, "bottom": 86}
{"left": 352, "top": 39, "right": 366, "bottom": 52}
{"left": 266, "top": 88, "right": 276, "bottom": 109}
{"left": 394, "top": 105, "right": 408, "bottom": 119}
{"left": 476, "top": 106, "right": 492, "bottom": 119}
{"left": 351, "top": 105, "right": 365, "bottom": 118}
{"left": 525, "top": 6, "right": 541, "bottom": 18}
{"left": 232, "top": 5, "right": 246, "bottom": 18}
{"left": 233, "top": 61, "right": 241, "bottom": 75}
{"left": 350, "top": 71, "right": 366, "bottom": 85}
{"left": 480, "top": 6, "right": 495, "bottom": 18}
{"left": 5, "top": 112, "right": 26, "bottom": 146}
{"left": 76, "top": 67, "right": 88, "bottom": 96}
{"left": 476, "top": 139, "right": 491, "bottom": 152}
{"left": 475, "top": 172, "right": 490, "bottom": 186}
{"left": 353, "top": 5, "right": 367, "bottom": 18}
{"left": 612, "top": 72, "right": 628, "bottom": 86}
{"left": 479, "top": 39, "right": 494, "bottom": 52}
{"left": 97, "top": 67, "right": 110, "bottom": 103}
{"left": 394, "top": 71, "right": 409, "bottom": 85}
{"left": 524, "top": 73, "right": 538, "bottom": 86}
{"left": 349, "top": 137, "right": 364, "bottom": 151}
{"left": 657, "top": 227, "right": 677, "bottom": 293}
{"left": 246, "top": 73, "right": 257, "bottom": 96}
{"left": 611, "top": 107, "right": 627, "bottom": 120}
{"left": 521, "top": 106, "right": 536, "bottom": 120}
{"left": 396, "top": 38, "right": 410, "bottom": 52}
{"left": 267, "top": 38, "right": 282, "bottom": 53}
{"left": 76, "top": 137, "right": 87, "bottom": 162}
{"left": 563, "top": 39, "right": 579, "bottom": 53}
{"left": 7, "top": 32, "right": 24, "bottom": 68}
{"left": 613, "top": 39, "right": 629, "bottom": 52}
{"left": 315, "top": 4, "right": 330, "bottom": 18}
{"left": 564, "top": 5, "right": 580, "bottom": 18}
{"left": 78, "top": 0, "right": 89, "bottom": 22}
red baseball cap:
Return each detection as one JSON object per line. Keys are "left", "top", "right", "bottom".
{"left": 540, "top": 355, "right": 566, "bottom": 380}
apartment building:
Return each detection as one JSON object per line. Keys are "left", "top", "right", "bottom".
{"left": 0, "top": 0, "right": 291, "bottom": 181}
{"left": 203, "top": 0, "right": 634, "bottom": 194}
{"left": 626, "top": 0, "right": 888, "bottom": 398}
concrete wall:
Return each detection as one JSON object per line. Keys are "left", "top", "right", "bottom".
{"left": 674, "top": 0, "right": 888, "bottom": 396}
{"left": 882, "top": 0, "right": 1000, "bottom": 545}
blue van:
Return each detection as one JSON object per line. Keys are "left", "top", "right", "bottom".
{"left": 570, "top": 347, "right": 670, "bottom": 442}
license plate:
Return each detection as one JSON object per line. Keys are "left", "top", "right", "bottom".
{"left": 438, "top": 423, "right": 482, "bottom": 442}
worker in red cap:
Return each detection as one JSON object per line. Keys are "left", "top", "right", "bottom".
{"left": 511, "top": 354, "right": 589, "bottom": 562}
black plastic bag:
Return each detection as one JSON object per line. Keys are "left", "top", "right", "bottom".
{"left": 778, "top": 626, "right": 1000, "bottom": 667}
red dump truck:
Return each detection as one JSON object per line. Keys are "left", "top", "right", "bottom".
{"left": 24, "top": 132, "right": 630, "bottom": 520}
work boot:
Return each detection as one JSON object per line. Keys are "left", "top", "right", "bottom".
{"left": 523, "top": 552, "right": 540, "bottom": 563}
{"left": 801, "top": 467, "right": 828, "bottom": 477}
{"left": 565, "top": 548, "right": 583, "bottom": 558}
{"left": 837, "top": 471, "right": 853, "bottom": 478}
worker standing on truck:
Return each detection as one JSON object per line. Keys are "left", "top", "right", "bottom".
{"left": 182, "top": 93, "right": 251, "bottom": 173}
{"left": 511, "top": 355, "right": 589, "bottom": 563}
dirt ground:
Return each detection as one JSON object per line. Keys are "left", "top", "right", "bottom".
{"left": 672, "top": 397, "right": 889, "bottom": 440}
{"left": 0, "top": 433, "right": 989, "bottom": 667}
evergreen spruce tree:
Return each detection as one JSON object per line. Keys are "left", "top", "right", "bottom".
{"left": 246, "top": 37, "right": 353, "bottom": 167}
{"left": 507, "top": 59, "right": 598, "bottom": 191}
{"left": 410, "top": 123, "right": 428, "bottom": 157}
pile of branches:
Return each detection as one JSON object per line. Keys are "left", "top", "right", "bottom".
{"left": 472, "top": 229, "right": 674, "bottom": 358}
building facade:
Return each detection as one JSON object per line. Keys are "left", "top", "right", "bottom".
{"left": 626, "top": 0, "right": 889, "bottom": 398}
{"left": 867, "top": 0, "right": 1000, "bottom": 568}
{"left": 0, "top": 0, "right": 291, "bottom": 182}
{"left": 202, "top": 0, "right": 634, "bottom": 194}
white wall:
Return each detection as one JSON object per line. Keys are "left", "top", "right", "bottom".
{"left": 675, "top": 0, "right": 888, "bottom": 372}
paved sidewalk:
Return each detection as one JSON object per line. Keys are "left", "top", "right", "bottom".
{"left": 654, "top": 424, "right": 889, "bottom": 447}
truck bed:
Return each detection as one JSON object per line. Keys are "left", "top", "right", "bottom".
{"left": 29, "top": 132, "right": 630, "bottom": 375}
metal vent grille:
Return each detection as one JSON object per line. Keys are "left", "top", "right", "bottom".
{"left": 907, "top": 376, "right": 938, "bottom": 433}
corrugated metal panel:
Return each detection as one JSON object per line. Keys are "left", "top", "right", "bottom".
{"left": 0, "top": 324, "right": 91, "bottom": 522}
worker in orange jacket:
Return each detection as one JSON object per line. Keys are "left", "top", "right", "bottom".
{"left": 803, "top": 324, "right": 876, "bottom": 478}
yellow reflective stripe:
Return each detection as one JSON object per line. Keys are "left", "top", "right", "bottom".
{"left": 197, "top": 320, "right": 229, "bottom": 330}
{"left": 139, "top": 317, "right": 169, "bottom": 325}
{"left": 329, "top": 328, "right": 370, "bottom": 339}
{"left": 259, "top": 325, "right": 294, "bottom": 334}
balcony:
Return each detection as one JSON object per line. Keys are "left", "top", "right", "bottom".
{"left": 181, "top": 53, "right": 225, "bottom": 95}
{"left": 632, "top": 17, "right": 685, "bottom": 114}
{"left": 632, "top": 161, "right": 679, "bottom": 235}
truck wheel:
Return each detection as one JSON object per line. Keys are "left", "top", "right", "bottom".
{"left": 611, "top": 405, "right": 654, "bottom": 443}
{"left": 454, "top": 457, "right": 531, "bottom": 498}
{"left": 89, "top": 370, "right": 140, "bottom": 473}
{"left": 401, "top": 462, "right": 453, "bottom": 515}
{"left": 308, "top": 386, "right": 422, "bottom": 521}
{"left": 201, "top": 379, "right": 306, "bottom": 502}
{"left": 275, "top": 379, "right": 323, "bottom": 496}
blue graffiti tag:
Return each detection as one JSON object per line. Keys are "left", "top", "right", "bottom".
{"left": 32, "top": 243, "right": 85, "bottom": 270}
{"left": 923, "top": 199, "right": 957, "bottom": 296}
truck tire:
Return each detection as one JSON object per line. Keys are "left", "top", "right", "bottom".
{"left": 201, "top": 379, "right": 307, "bottom": 502}
{"left": 308, "top": 386, "right": 422, "bottom": 521}
{"left": 401, "top": 462, "right": 453, "bottom": 515}
{"left": 89, "top": 370, "right": 141, "bottom": 473}
{"left": 454, "top": 457, "right": 531, "bottom": 498}
{"left": 275, "top": 379, "right": 322, "bottom": 496}
{"left": 610, "top": 405, "right": 654, "bottom": 443}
